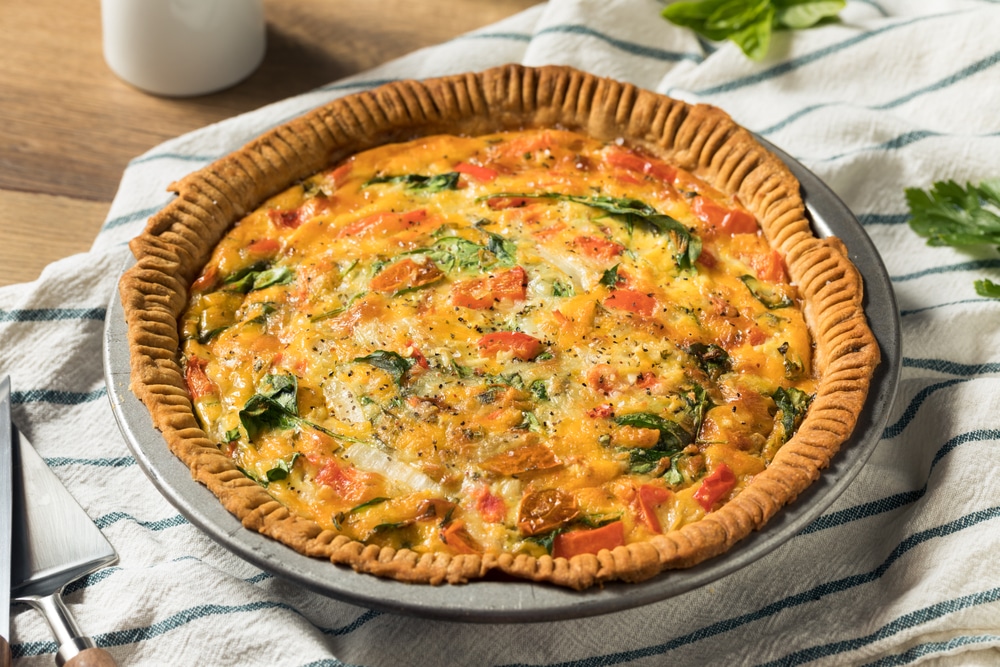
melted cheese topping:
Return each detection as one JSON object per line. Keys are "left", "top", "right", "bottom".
{"left": 180, "top": 129, "right": 816, "bottom": 558}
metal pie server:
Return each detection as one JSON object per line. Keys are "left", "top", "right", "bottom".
{"left": 10, "top": 418, "right": 119, "bottom": 666}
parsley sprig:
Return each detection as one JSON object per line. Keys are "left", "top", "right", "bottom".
{"left": 905, "top": 179, "right": 1000, "bottom": 298}
{"left": 661, "top": 0, "right": 846, "bottom": 61}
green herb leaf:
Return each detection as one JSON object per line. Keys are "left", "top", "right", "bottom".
{"left": 685, "top": 342, "right": 732, "bottom": 380}
{"left": 485, "top": 232, "right": 517, "bottom": 264}
{"left": 552, "top": 280, "right": 575, "bottom": 297}
{"left": 238, "top": 373, "right": 363, "bottom": 445}
{"left": 265, "top": 453, "right": 300, "bottom": 482}
{"left": 975, "top": 278, "right": 1000, "bottom": 298}
{"left": 364, "top": 172, "right": 461, "bottom": 192}
{"left": 614, "top": 412, "right": 693, "bottom": 453}
{"left": 662, "top": 0, "right": 845, "bottom": 61}
{"left": 741, "top": 274, "right": 793, "bottom": 309}
{"left": 224, "top": 428, "right": 241, "bottom": 443}
{"left": 529, "top": 379, "right": 549, "bottom": 401}
{"left": 354, "top": 350, "right": 415, "bottom": 385}
{"left": 906, "top": 179, "right": 1000, "bottom": 250}
{"left": 774, "top": 0, "right": 846, "bottom": 30}
{"left": 223, "top": 262, "right": 294, "bottom": 293}
{"left": 487, "top": 192, "right": 700, "bottom": 269}
{"left": 772, "top": 386, "right": 813, "bottom": 443}
{"left": 600, "top": 264, "right": 623, "bottom": 288}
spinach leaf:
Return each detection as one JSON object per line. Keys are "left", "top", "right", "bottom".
{"left": 353, "top": 350, "right": 415, "bottom": 385}
{"left": 485, "top": 231, "right": 517, "bottom": 264}
{"left": 529, "top": 379, "right": 549, "bottom": 401}
{"left": 552, "top": 280, "right": 575, "bottom": 297}
{"left": 265, "top": 452, "right": 300, "bottom": 482}
{"left": 614, "top": 412, "right": 692, "bottom": 454}
{"left": 224, "top": 263, "right": 294, "bottom": 294}
{"left": 487, "top": 192, "right": 700, "bottom": 269}
{"left": 741, "top": 274, "right": 793, "bottom": 309}
{"left": 685, "top": 342, "right": 732, "bottom": 379}
{"left": 364, "top": 172, "right": 461, "bottom": 192}
{"left": 772, "top": 386, "right": 813, "bottom": 443}
{"left": 600, "top": 264, "right": 623, "bottom": 288}
{"left": 239, "top": 373, "right": 363, "bottom": 445}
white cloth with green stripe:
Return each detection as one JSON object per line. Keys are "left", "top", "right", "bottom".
{"left": 6, "top": 0, "right": 1000, "bottom": 665}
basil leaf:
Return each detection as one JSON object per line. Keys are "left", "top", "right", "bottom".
{"left": 364, "top": 172, "right": 461, "bottom": 192}
{"left": 775, "top": 0, "right": 846, "bottom": 30}
{"left": 354, "top": 350, "right": 415, "bottom": 385}
{"left": 728, "top": 6, "right": 774, "bottom": 61}
{"left": 705, "top": 0, "right": 770, "bottom": 31}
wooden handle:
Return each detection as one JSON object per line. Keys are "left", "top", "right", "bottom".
{"left": 0, "top": 635, "right": 11, "bottom": 667}
{"left": 63, "top": 647, "right": 118, "bottom": 667}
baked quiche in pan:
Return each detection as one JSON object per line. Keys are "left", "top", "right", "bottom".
{"left": 119, "top": 65, "right": 878, "bottom": 590}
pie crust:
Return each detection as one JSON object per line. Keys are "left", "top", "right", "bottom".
{"left": 119, "top": 64, "right": 879, "bottom": 589}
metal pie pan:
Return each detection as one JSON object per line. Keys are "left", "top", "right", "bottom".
{"left": 103, "top": 140, "right": 901, "bottom": 623}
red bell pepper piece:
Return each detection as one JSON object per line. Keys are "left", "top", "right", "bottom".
{"left": 477, "top": 331, "right": 544, "bottom": 361}
{"left": 552, "top": 520, "right": 626, "bottom": 559}
{"left": 693, "top": 464, "right": 736, "bottom": 512}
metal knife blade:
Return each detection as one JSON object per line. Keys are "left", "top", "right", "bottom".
{"left": 1, "top": 376, "right": 13, "bottom": 667}
{"left": 10, "top": 427, "right": 119, "bottom": 666}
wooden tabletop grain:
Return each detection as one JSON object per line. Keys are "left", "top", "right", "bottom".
{"left": 0, "top": 0, "right": 540, "bottom": 287}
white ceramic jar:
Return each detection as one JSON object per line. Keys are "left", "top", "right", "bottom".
{"left": 101, "top": 0, "right": 266, "bottom": 97}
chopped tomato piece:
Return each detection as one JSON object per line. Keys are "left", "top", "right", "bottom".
{"left": 692, "top": 196, "right": 758, "bottom": 236}
{"left": 246, "top": 238, "right": 281, "bottom": 256}
{"left": 748, "top": 249, "right": 788, "bottom": 283}
{"left": 369, "top": 258, "right": 443, "bottom": 293}
{"left": 517, "top": 488, "right": 579, "bottom": 536}
{"left": 405, "top": 341, "right": 430, "bottom": 369}
{"left": 477, "top": 331, "right": 544, "bottom": 361}
{"left": 455, "top": 162, "right": 499, "bottom": 183}
{"left": 269, "top": 208, "right": 304, "bottom": 229}
{"left": 693, "top": 463, "right": 737, "bottom": 512}
{"left": 605, "top": 150, "right": 676, "bottom": 184}
{"left": 476, "top": 488, "right": 507, "bottom": 523}
{"left": 190, "top": 266, "right": 219, "bottom": 293}
{"left": 697, "top": 249, "right": 718, "bottom": 269}
{"left": 552, "top": 521, "right": 626, "bottom": 559}
{"left": 603, "top": 289, "right": 657, "bottom": 318}
{"left": 486, "top": 196, "right": 531, "bottom": 210}
{"left": 637, "top": 484, "right": 671, "bottom": 533}
{"left": 586, "top": 364, "right": 622, "bottom": 395}
{"left": 329, "top": 160, "right": 353, "bottom": 186}
{"left": 480, "top": 443, "right": 561, "bottom": 475}
{"left": 441, "top": 520, "right": 481, "bottom": 554}
{"left": 451, "top": 266, "right": 527, "bottom": 309}
{"left": 337, "top": 208, "right": 429, "bottom": 237}
{"left": 573, "top": 235, "right": 624, "bottom": 263}
{"left": 184, "top": 357, "right": 217, "bottom": 400}
{"left": 316, "top": 460, "right": 382, "bottom": 504}
{"left": 587, "top": 403, "right": 614, "bottom": 419}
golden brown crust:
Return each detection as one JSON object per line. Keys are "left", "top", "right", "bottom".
{"left": 119, "top": 64, "right": 879, "bottom": 590}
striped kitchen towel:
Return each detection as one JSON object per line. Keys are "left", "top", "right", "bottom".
{"left": 7, "top": 0, "right": 1000, "bottom": 665}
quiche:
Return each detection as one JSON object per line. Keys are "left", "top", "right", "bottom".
{"left": 120, "top": 65, "right": 878, "bottom": 589}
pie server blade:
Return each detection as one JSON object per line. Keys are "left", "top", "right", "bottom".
{"left": 10, "top": 428, "right": 119, "bottom": 666}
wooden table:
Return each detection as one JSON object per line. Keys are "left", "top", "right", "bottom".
{"left": 0, "top": 0, "right": 540, "bottom": 287}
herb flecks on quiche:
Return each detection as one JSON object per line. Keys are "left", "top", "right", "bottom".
{"left": 179, "top": 129, "right": 817, "bottom": 562}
